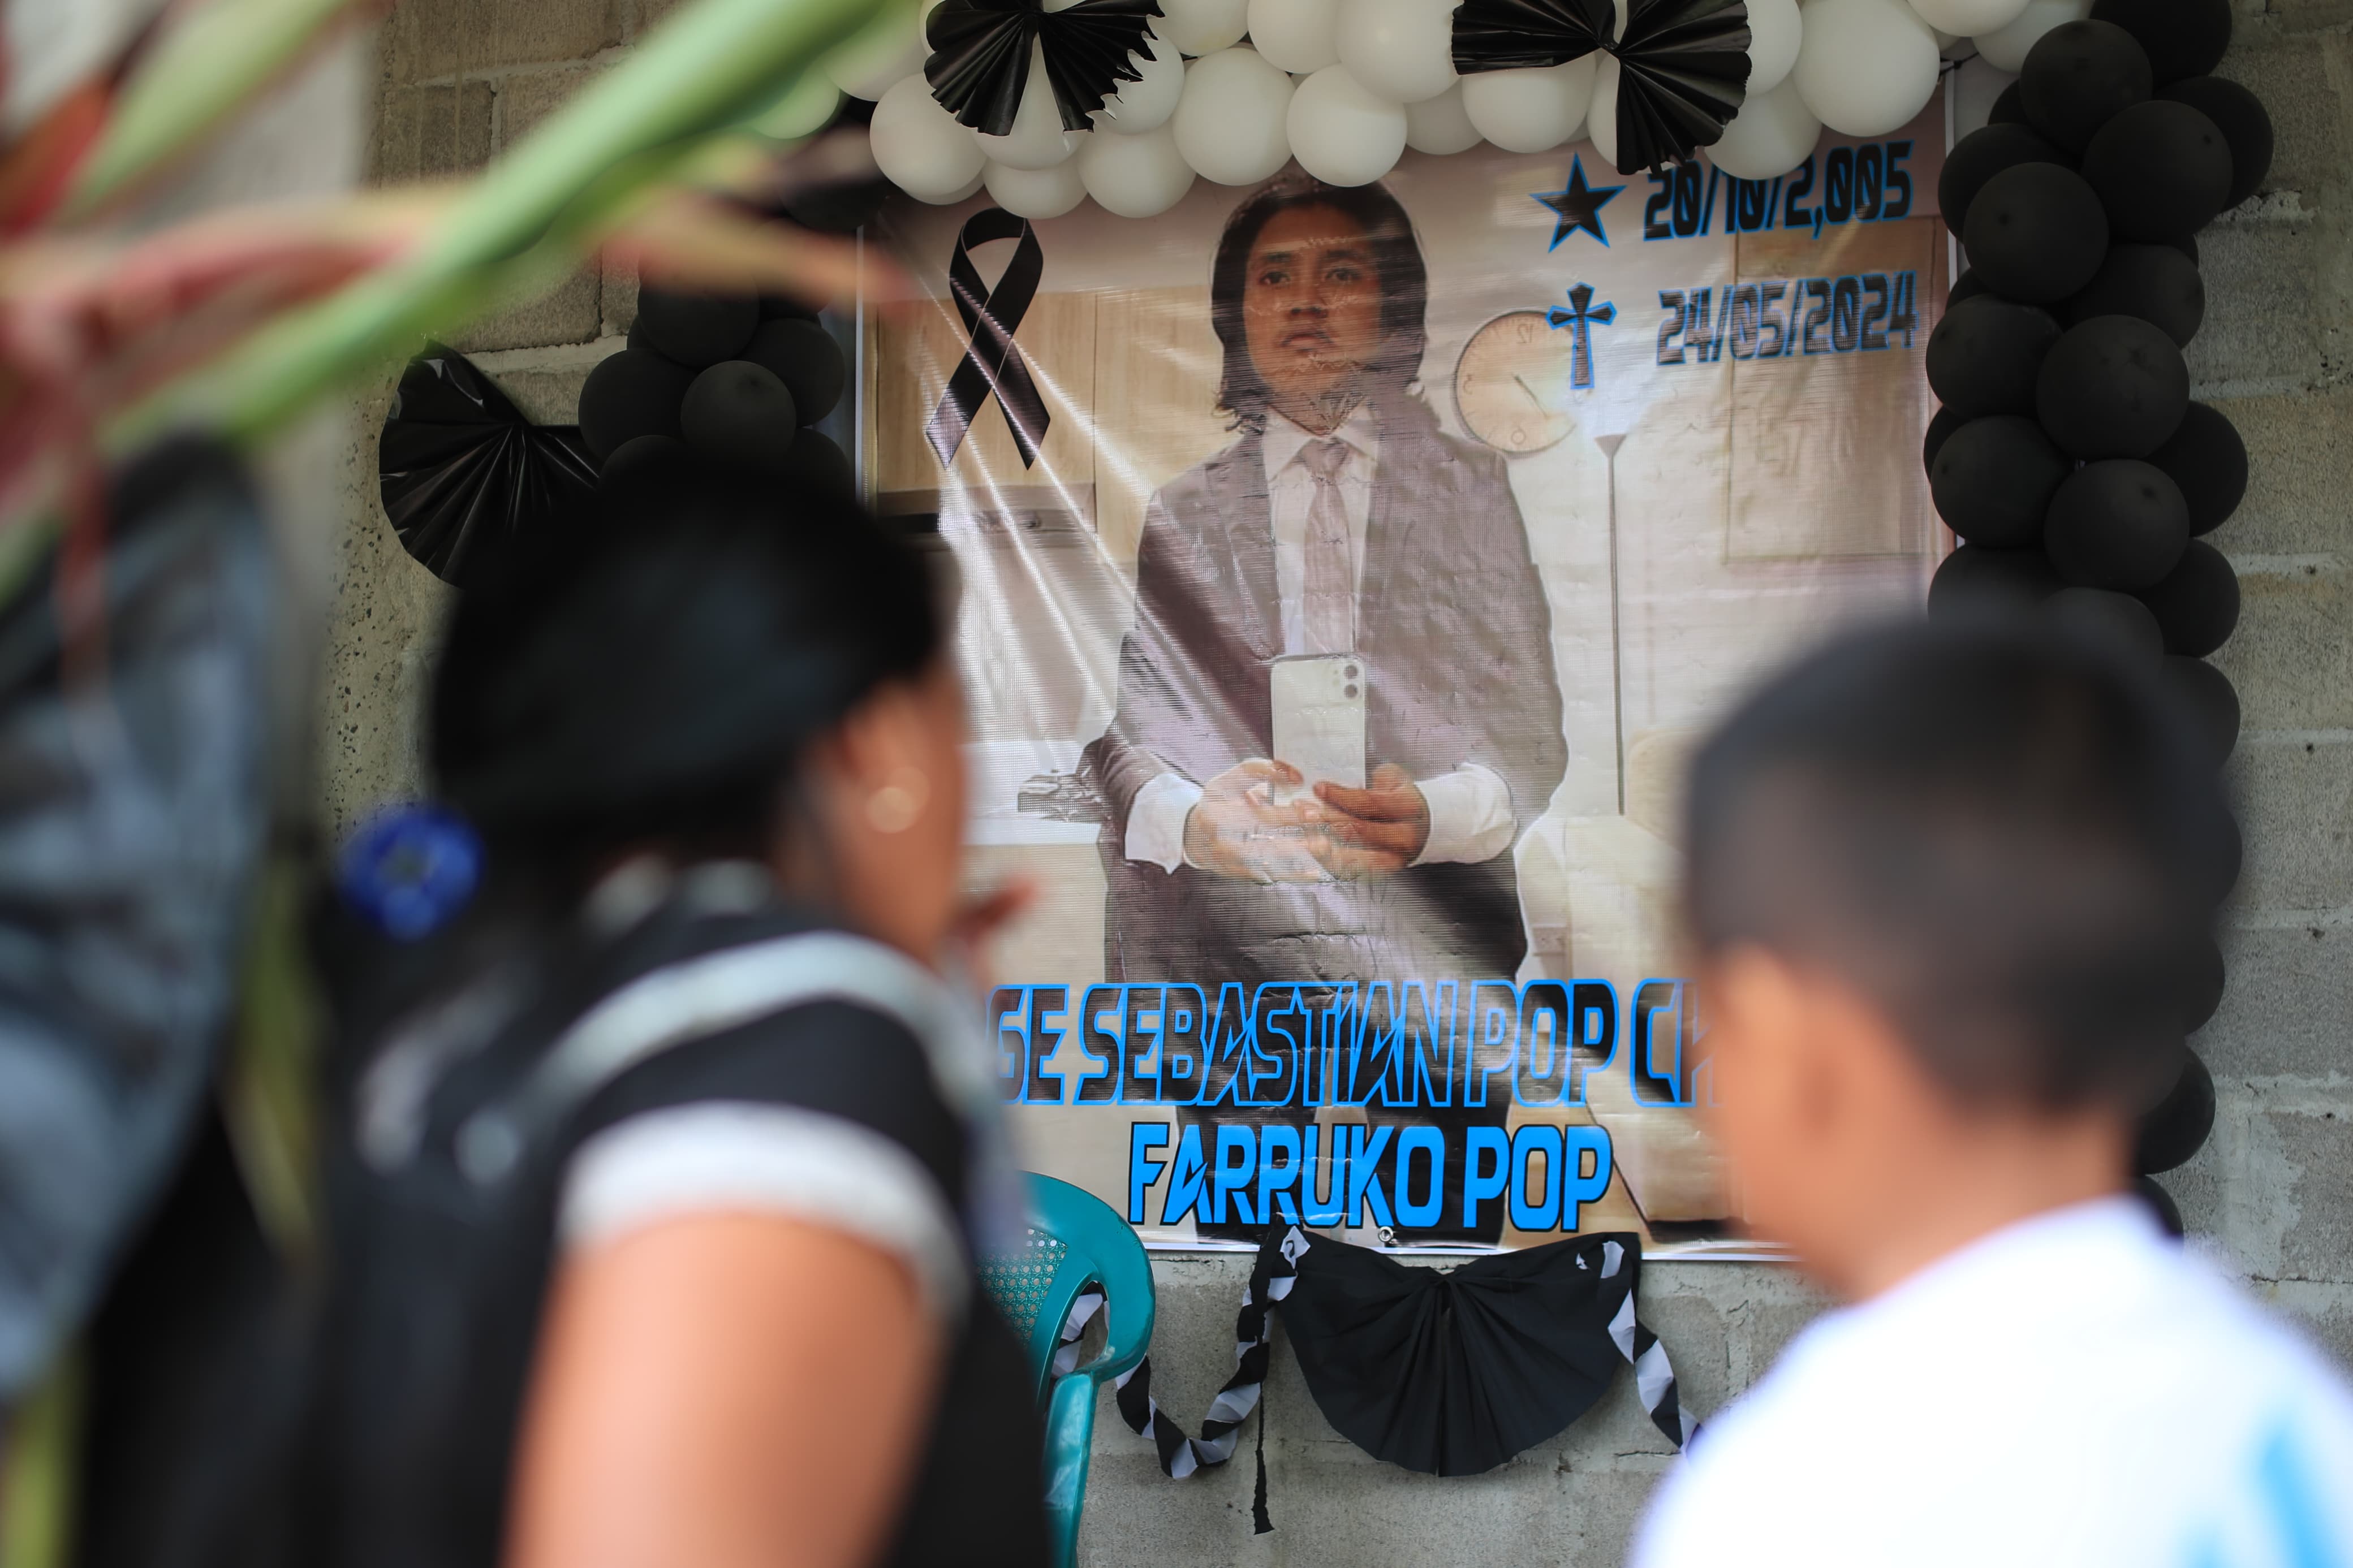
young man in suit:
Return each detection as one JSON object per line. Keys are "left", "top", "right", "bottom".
{"left": 1084, "top": 172, "right": 1567, "bottom": 1242}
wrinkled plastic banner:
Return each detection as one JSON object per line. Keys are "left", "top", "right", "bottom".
{"left": 866, "top": 99, "right": 1949, "bottom": 1256}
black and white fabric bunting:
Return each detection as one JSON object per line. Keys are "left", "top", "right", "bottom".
{"left": 925, "top": 208, "right": 1053, "bottom": 469}
{"left": 1110, "top": 1228, "right": 1697, "bottom": 1532}
{"left": 925, "top": 0, "right": 1165, "bottom": 137}
{"left": 1452, "top": 0, "right": 1751, "bottom": 171}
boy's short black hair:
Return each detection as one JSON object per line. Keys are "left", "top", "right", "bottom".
{"left": 1684, "top": 618, "right": 2232, "bottom": 1112}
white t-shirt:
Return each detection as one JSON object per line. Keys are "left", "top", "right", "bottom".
{"left": 1633, "top": 1197, "right": 2353, "bottom": 1568}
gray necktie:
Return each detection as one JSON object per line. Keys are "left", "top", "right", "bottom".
{"left": 1299, "top": 437, "right": 1355, "bottom": 654}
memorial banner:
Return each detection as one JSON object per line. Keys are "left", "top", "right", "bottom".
{"left": 864, "top": 98, "right": 1951, "bottom": 1257}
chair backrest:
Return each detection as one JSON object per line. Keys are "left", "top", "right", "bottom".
{"left": 980, "top": 1173, "right": 1156, "bottom": 1405}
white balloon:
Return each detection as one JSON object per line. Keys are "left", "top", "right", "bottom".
{"left": 1172, "top": 47, "right": 1296, "bottom": 184}
{"left": 1460, "top": 56, "right": 1596, "bottom": 154}
{"left": 1906, "top": 0, "right": 2028, "bottom": 35}
{"left": 871, "top": 74, "right": 986, "bottom": 198}
{"left": 1589, "top": 54, "right": 1620, "bottom": 167}
{"left": 1094, "top": 29, "right": 1185, "bottom": 133}
{"left": 1791, "top": 0, "right": 1940, "bottom": 137}
{"left": 1706, "top": 74, "right": 1822, "bottom": 178}
{"left": 1404, "top": 82, "right": 1482, "bottom": 154}
{"left": 1746, "top": 0, "right": 1802, "bottom": 94}
{"left": 975, "top": 44, "right": 1080, "bottom": 168}
{"left": 912, "top": 169, "right": 988, "bottom": 205}
{"left": 1971, "top": 0, "right": 2087, "bottom": 70}
{"left": 1080, "top": 120, "right": 1199, "bottom": 215}
{"left": 985, "top": 158, "right": 1088, "bottom": 218}
{"left": 1249, "top": 0, "right": 1341, "bottom": 74}
{"left": 1336, "top": 0, "right": 1460, "bottom": 105}
{"left": 1158, "top": 0, "right": 1249, "bottom": 55}
{"left": 1286, "top": 64, "right": 1407, "bottom": 185}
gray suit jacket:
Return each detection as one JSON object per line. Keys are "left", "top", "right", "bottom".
{"left": 1082, "top": 398, "right": 1568, "bottom": 991}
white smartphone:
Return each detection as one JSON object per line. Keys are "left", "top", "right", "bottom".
{"left": 1270, "top": 653, "right": 1367, "bottom": 794}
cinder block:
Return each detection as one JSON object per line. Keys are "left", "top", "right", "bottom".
{"left": 2186, "top": 218, "right": 2345, "bottom": 395}
{"left": 472, "top": 339, "right": 625, "bottom": 424}
{"left": 451, "top": 269, "right": 606, "bottom": 353}
{"left": 2201, "top": 921, "right": 2353, "bottom": 1082}
{"left": 603, "top": 258, "right": 641, "bottom": 337}
{"left": 2207, "top": 387, "right": 2353, "bottom": 556}
{"left": 2269, "top": 1107, "right": 2353, "bottom": 1282}
{"left": 495, "top": 62, "right": 606, "bottom": 149}
{"left": 2262, "top": 1281, "right": 2353, "bottom": 1373}
{"left": 2224, "top": 740, "right": 2353, "bottom": 912}
{"left": 383, "top": 0, "right": 623, "bottom": 84}
{"left": 2212, "top": 567, "right": 2353, "bottom": 732}
{"left": 369, "top": 80, "right": 493, "bottom": 182}
{"left": 2216, "top": 32, "right": 2347, "bottom": 198}
{"left": 1637, "top": 1285, "right": 1732, "bottom": 1423}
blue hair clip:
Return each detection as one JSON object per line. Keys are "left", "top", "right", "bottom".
{"left": 338, "top": 805, "right": 484, "bottom": 940}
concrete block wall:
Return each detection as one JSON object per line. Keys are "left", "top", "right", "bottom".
{"left": 317, "top": 4, "right": 2353, "bottom": 1561}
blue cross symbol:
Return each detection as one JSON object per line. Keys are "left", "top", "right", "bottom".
{"left": 1548, "top": 283, "right": 1615, "bottom": 391}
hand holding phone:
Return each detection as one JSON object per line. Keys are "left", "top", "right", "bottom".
{"left": 1270, "top": 653, "right": 1367, "bottom": 795}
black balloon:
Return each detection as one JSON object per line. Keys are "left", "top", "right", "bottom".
{"left": 2092, "top": 0, "right": 2230, "bottom": 85}
{"left": 598, "top": 433, "right": 688, "bottom": 491}
{"left": 1927, "top": 543, "right": 2062, "bottom": 618}
{"left": 2146, "top": 401, "right": 2247, "bottom": 535}
{"left": 2160, "top": 76, "right": 2273, "bottom": 208}
{"left": 1948, "top": 269, "right": 1989, "bottom": 308}
{"left": 780, "top": 427, "right": 856, "bottom": 499}
{"left": 1924, "top": 405, "right": 1964, "bottom": 474}
{"left": 2162, "top": 654, "right": 2241, "bottom": 765}
{"left": 2135, "top": 1175, "right": 2186, "bottom": 1238}
{"left": 2020, "top": 21, "right": 2152, "bottom": 153}
{"left": 2045, "top": 460, "right": 2191, "bottom": 589}
{"left": 2137, "top": 1048, "right": 2216, "bottom": 1172}
{"left": 1940, "top": 124, "right": 2067, "bottom": 238}
{"left": 1988, "top": 80, "right": 2026, "bottom": 126}
{"left": 1927, "top": 297, "right": 2062, "bottom": 419}
{"left": 680, "top": 360, "right": 799, "bottom": 468}
{"left": 2137, "top": 538, "right": 2240, "bottom": 655}
{"left": 634, "top": 286, "right": 759, "bottom": 368}
{"left": 1930, "top": 416, "right": 2070, "bottom": 547}
{"left": 2082, "top": 100, "right": 2233, "bottom": 242}
{"left": 578, "top": 347, "right": 696, "bottom": 460}
{"left": 2036, "top": 314, "right": 2190, "bottom": 459}
{"left": 2045, "top": 585, "right": 2165, "bottom": 661}
{"left": 742, "top": 319, "right": 847, "bottom": 427}
{"left": 2065, "top": 243, "right": 2205, "bottom": 347}
{"left": 2166, "top": 232, "right": 2200, "bottom": 265}
{"left": 1963, "top": 163, "right": 2110, "bottom": 304}
{"left": 759, "top": 292, "right": 820, "bottom": 322}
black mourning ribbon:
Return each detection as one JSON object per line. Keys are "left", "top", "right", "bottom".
{"left": 925, "top": 0, "right": 1164, "bottom": 136}
{"left": 1453, "top": 0, "right": 1752, "bottom": 172}
{"left": 926, "top": 208, "right": 1051, "bottom": 469}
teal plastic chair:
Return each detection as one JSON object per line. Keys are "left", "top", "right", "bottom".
{"left": 979, "top": 1173, "right": 1157, "bottom": 1568}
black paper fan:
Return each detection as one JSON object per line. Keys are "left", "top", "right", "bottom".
{"left": 925, "top": 0, "right": 1165, "bottom": 137}
{"left": 1454, "top": 0, "right": 1749, "bottom": 170}
{"left": 379, "top": 345, "right": 598, "bottom": 588}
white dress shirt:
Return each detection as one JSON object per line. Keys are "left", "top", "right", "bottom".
{"left": 1634, "top": 1198, "right": 2353, "bottom": 1568}
{"left": 1123, "top": 407, "right": 1516, "bottom": 874}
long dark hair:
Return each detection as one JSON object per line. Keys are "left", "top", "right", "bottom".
{"left": 1209, "top": 171, "right": 1430, "bottom": 434}
{"left": 431, "top": 465, "right": 941, "bottom": 887}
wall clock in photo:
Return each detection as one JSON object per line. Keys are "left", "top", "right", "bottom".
{"left": 1454, "top": 309, "right": 1580, "bottom": 455}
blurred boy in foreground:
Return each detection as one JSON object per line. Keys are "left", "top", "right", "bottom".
{"left": 1634, "top": 620, "right": 2353, "bottom": 1568}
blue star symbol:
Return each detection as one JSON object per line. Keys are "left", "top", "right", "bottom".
{"left": 1532, "top": 155, "right": 1624, "bottom": 251}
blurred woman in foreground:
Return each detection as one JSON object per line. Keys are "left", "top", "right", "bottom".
{"left": 304, "top": 470, "right": 1046, "bottom": 1568}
